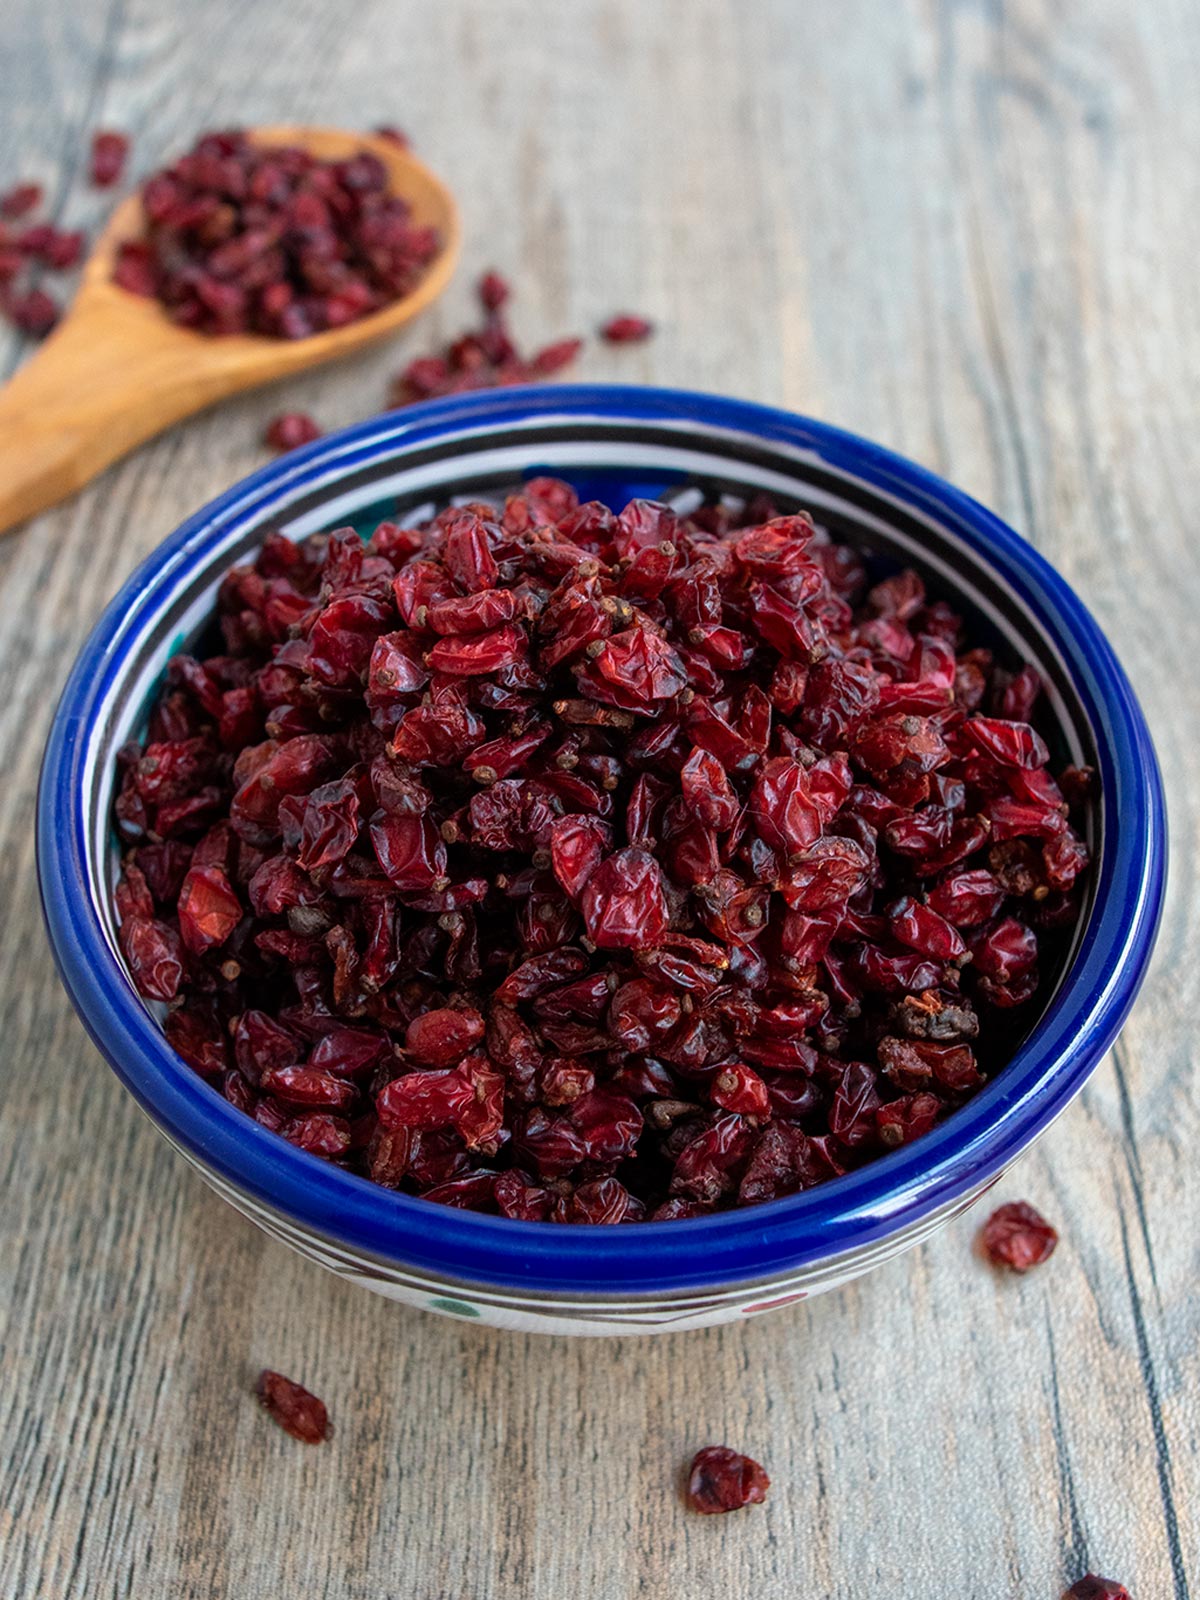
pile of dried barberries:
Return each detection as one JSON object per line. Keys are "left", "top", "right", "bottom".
{"left": 112, "top": 480, "right": 1092, "bottom": 1222}
{"left": 113, "top": 130, "right": 439, "bottom": 338}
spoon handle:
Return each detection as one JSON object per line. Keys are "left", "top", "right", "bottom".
{"left": 0, "top": 298, "right": 231, "bottom": 537}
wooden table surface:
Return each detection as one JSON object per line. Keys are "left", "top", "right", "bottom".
{"left": 1, "top": 2, "right": 1196, "bottom": 1596}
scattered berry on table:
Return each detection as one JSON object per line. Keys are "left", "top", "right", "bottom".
{"left": 255, "top": 1370, "right": 330, "bottom": 1443}
{"left": 686, "top": 1446, "right": 770, "bottom": 1513}
{"left": 600, "top": 313, "right": 653, "bottom": 343}
{"left": 0, "top": 181, "right": 42, "bottom": 218}
{"left": 264, "top": 412, "right": 323, "bottom": 452}
{"left": 90, "top": 130, "right": 131, "bottom": 188}
{"left": 1063, "top": 1578, "right": 1131, "bottom": 1600}
{"left": 979, "top": 1201, "right": 1058, "bottom": 1272}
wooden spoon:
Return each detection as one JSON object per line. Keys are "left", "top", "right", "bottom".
{"left": 0, "top": 125, "right": 461, "bottom": 536}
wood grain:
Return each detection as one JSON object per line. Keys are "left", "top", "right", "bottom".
{"left": 1, "top": 1, "right": 1196, "bottom": 1596}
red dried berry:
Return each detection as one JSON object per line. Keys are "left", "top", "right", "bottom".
{"left": 979, "top": 1200, "right": 1058, "bottom": 1271}
{"left": 260, "top": 1066, "right": 357, "bottom": 1109}
{"left": 1063, "top": 1579, "right": 1131, "bottom": 1600}
{"left": 406, "top": 1006, "right": 485, "bottom": 1066}
{"left": 377, "top": 1067, "right": 473, "bottom": 1132}
{"left": 600, "top": 313, "right": 653, "bottom": 343}
{"left": 255, "top": 1370, "right": 329, "bottom": 1443}
{"left": 118, "top": 916, "right": 185, "bottom": 1002}
{"left": 530, "top": 337, "right": 583, "bottom": 375}
{"left": 1, "top": 182, "right": 42, "bottom": 218}
{"left": 711, "top": 1063, "right": 771, "bottom": 1117}
{"left": 177, "top": 864, "right": 242, "bottom": 954}
{"left": 8, "top": 287, "right": 58, "bottom": 338}
{"left": 581, "top": 849, "right": 668, "bottom": 950}
{"left": 686, "top": 1446, "right": 770, "bottom": 1514}
{"left": 478, "top": 270, "right": 510, "bottom": 311}
{"left": 90, "top": 130, "right": 130, "bottom": 187}
{"left": 41, "top": 228, "right": 86, "bottom": 269}
{"left": 264, "top": 412, "right": 322, "bottom": 452}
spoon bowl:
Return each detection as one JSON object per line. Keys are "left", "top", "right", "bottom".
{"left": 0, "top": 125, "right": 460, "bottom": 535}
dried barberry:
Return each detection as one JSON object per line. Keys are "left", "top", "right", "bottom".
{"left": 90, "top": 130, "right": 130, "bottom": 187}
{"left": 8, "top": 287, "right": 59, "bottom": 338}
{"left": 264, "top": 412, "right": 323, "bottom": 452}
{"left": 979, "top": 1200, "right": 1058, "bottom": 1271}
{"left": 600, "top": 313, "right": 654, "bottom": 343}
{"left": 0, "top": 182, "right": 42, "bottom": 218}
{"left": 686, "top": 1446, "right": 770, "bottom": 1514}
{"left": 255, "top": 1369, "right": 330, "bottom": 1443}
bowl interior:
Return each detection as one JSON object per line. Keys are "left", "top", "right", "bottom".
{"left": 44, "top": 387, "right": 1163, "bottom": 1299}
{"left": 85, "top": 407, "right": 1100, "bottom": 1019}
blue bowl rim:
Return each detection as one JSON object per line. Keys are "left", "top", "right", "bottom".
{"left": 37, "top": 383, "right": 1167, "bottom": 1297}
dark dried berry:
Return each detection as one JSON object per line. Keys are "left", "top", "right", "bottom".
{"left": 478, "top": 269, "right": 510, "bottom": 310}
{"left": 600, "top": 313, "right": 653, "bottom": 343}
{"left": 264, "top": 412, "right": 322, "bottom": 452}
{"left": 391, "top": 271, "right": 582, "bottom": 402}
{"left": 686, "top": 1446, "right": 770, "bottom": 1514}
{"left": 1, "top": 182, "right": 42, "bottom": 218}
{"left": 255, "top": 1370, "right": 329, "bottom": 1443}
{"left": 1063, "top": 1579, "right": 1130, "bottom": 1600}
{"left": 90, "top": 130, "right": 130, "bottom": 187}
{"left": 8, "top": 288, "right": 58, "bottom": 338}
{"left": 979, "top": 1200, "right": 1058, "bottom": 1271}
{"left": 41, "top": 228, "right": 86, "bottom": 269}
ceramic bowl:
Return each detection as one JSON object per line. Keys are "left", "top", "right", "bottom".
{"left": 38, "top": 386, "right": 1166, "bottom": 1334}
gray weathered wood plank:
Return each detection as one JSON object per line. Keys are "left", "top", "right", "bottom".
{"left": 1, "top": 0, "right": 1197, "bottom": 1596}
